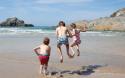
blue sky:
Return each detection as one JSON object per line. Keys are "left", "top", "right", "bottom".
{"left": 0, "top": 0, "right": 125, "bottom": 26}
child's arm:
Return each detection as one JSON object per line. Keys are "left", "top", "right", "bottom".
{"left": 48, "top": 46, "right": 51, "bottom": 56}
{"left": 71, "top": 29, "right": 76, "bottom": 36}
{"left": 56, "top": 28, "right": 58, "bottom": 38}
{"left": 34, "top": 46, "right": 40, "bottom": 56}
{"left": 67, "top": 28, "right": 72, "bottom": 37}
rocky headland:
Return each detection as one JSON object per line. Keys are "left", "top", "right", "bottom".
{"left": 0, "top": 17, "right": 34, "bottom": 27}
{"left": 71, "top": 8, "right": 125, "bottom": 31}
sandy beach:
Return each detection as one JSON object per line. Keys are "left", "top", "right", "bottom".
{"left": 0, "top": 32, "right": 125, "bottom": 78}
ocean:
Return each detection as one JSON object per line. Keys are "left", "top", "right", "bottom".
{"left": 0, "top": 26, "right": 55, "bottom": 35}
{"left": 0, "top": 26, "right": 125, "bottom": 37}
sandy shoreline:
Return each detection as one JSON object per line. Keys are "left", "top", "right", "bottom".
{"left": 0, "top": 33, "right": 125, "bottom": 78}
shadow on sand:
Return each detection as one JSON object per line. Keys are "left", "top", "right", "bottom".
{"left": 51, "top": 64, "right": 107, "bottom": 76}
{"left": 38, "top": 64, "right": 108, "bottom": 78}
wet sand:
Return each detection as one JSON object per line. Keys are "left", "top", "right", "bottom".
{"left": 0, "top": 32, "right": 125, "bottom": 78}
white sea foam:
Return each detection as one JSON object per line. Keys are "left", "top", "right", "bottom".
{"left": 0, "top": 27, "right": 55, "bottom": 35}
{"left": 0, "top": 27, "right": 124, "bottom": 36}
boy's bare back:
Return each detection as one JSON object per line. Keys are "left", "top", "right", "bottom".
{"left": 56, "top": 26, "right": 68, "bottom": 37}
{"left": 39, "top": 44, "right": 51, "bottom": 56}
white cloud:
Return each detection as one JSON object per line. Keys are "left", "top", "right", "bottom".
{"left": 36, "top": 0, "right": 93, "bottom": 4}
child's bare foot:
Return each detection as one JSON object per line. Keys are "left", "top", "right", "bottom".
{"left": 39, "top": 70, "right": 43, "bottom": 74}
{"left": 77, "top": 52, "right": 80, "bottom": 56}
{"left": 68, "top": 54, "right": 74, "bottom": 58}
{"left": 44, "top": 70, "right": 49, "bottom": 76}
{"left": 60, "top": 56, "right": 63, "bottom": 63}
{"left": 60, "top": 58, "right": 63, "bottom": 63}
{"left": 43, "top": 69, "right": 48, "bottom": 76}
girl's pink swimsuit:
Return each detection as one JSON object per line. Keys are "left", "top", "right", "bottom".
{"left": 72, "top": 29, "right": 81, "bottom": 44}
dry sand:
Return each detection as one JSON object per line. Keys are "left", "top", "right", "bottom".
{"left": 0, "top": 32, "right": 125, "bottom": 78}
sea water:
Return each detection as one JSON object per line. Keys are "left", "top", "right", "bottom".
{"left": 0, "top": 26, "right": 125, "bottom": 36}
{"left": 0, "top": 26, "right": 55, "bottom": 35}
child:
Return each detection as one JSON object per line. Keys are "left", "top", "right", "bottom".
{"left": 70, "top": 23, "right": 81, "bottom": 56}
{"left": 34, "top": 37, "right": 51, "bottom": 75}
{"left": 56, "top": 21, "right": 72, "bottom": 63}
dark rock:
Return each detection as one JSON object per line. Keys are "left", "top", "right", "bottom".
{"left": 0, "top": 17, "right": 34, "bottom": 27}
{"left": 111, "top": 8, "right": 125, "bottom": 17}
{"left": 24, "top": 24, "right": 34, "bottom": 27}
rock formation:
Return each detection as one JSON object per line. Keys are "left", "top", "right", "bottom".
{"left": 111, "top": 8, "right": 125, "bottom": 17}
{"left": 0, "top": 17, "right": 34, "bottom": 27}
{"left": 68, "top": 20, "right": 88, "bottom": 32}
{"left": 71, "top": 8, "right": 125, "bottom": 31}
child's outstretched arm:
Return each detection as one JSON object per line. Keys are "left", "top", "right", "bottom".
{"left": 34, "top": 46, "right": 40, "bottom": 56}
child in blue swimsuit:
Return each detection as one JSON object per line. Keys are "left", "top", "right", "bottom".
{"left": 56, "top": 21, "right": 72, "bottom": 63}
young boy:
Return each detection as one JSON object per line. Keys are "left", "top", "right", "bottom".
{"left": 70, "top": 23, "right": 81, "bottom": 56}
{"left": 56, "top": 21, "right": 72, "bottom": 63}
{"left": 34, "top": 37, "right": 51, "bottom": 75}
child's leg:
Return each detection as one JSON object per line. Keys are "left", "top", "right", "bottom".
{"left": 42, "top": 63, "right": 48, "bottom": 75}
{"left": 39, "top": 65, "right": 43, "bottom": 74}
{"left": 42, "top": 65, "right": 46, "bottom": 75}
{"left": 70, "top": 42, "right": 77, "bottom": 56}
{"left": 76, "top": 44, "right": 80, "bottom": 56}
{"left": 66, "top": 44, "right": 73, "bottom": 58}
{"left": 44, "top": 63, "right": 48, "bottom": 74}
{"left": 57, "top": 44, "right": 63, "bottom": 63}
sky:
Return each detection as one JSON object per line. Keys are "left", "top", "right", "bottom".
{"left": 0, "top": 0, "right": 125, "bottom": 26}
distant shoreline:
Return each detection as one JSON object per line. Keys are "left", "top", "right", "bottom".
{"left": 1, "top": 26, "right": 125, "bottom": 32}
